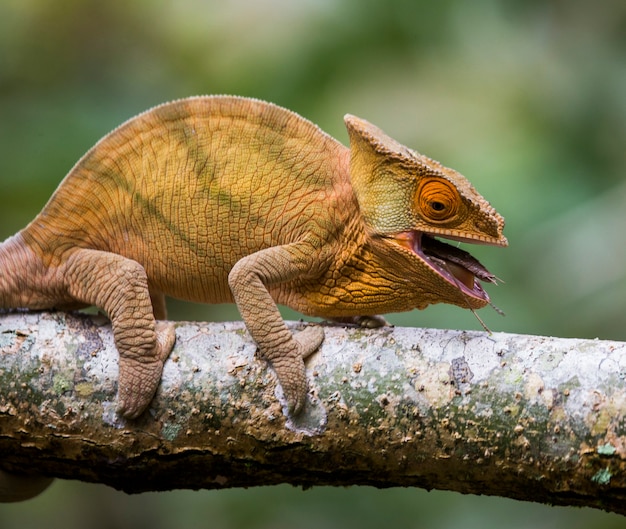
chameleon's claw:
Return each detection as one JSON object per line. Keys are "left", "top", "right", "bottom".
{"left": 117, "top": 321, "right": 176, "bottom": 419}
{"left": 271, "top": 326, "right": 324, "bottom": 416}
{"left": 117, "top": 359, "right": 164, "bottom": 419}
{"left": 273, "top": 353, "right": 308, "bottom": 415}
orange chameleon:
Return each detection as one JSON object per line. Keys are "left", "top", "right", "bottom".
{"left": 0, "top": 96, "right": 506, "bottom": 419}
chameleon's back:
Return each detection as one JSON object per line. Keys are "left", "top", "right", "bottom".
{"left": 22, "top": 96, "right": 351, "bottom": 303}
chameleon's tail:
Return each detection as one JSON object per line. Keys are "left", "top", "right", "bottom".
{"left": 0, "top": 233, "right": 50, "bottom": 310}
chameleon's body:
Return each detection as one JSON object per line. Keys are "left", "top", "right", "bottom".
{"left": 0, "top": 96, "right": 506, "bottom": 418}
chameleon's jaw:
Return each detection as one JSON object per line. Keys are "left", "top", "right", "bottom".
{"left": 393, "top": 231, "right": 498, "bottom": 302}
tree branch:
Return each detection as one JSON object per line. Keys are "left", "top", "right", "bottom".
{"left": 1, "top": 311, "right": 625, "bottom": 514}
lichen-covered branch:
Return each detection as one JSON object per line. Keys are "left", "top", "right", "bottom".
{"left": 1, "top": 311, "right": 625, "bottom": 514}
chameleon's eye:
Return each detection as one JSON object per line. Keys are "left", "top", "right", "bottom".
{"left": 417, "top": 177, "right": 460, "bottom": 222}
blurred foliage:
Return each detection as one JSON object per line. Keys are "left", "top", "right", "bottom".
{"left": 1, "top": 0, "right": 625, "bottom": 527}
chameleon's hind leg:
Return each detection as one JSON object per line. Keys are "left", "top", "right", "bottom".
{"left": 62, "top": 249, "right": 176, "bottom": 418}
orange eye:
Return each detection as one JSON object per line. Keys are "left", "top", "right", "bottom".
{"left": 416, "top": 178, "right": 460, "bottom": 222}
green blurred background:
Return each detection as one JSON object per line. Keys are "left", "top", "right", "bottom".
{"left": 1, "top": 0, "right": 625, "bottom": 527}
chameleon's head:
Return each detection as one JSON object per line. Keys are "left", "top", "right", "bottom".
{"left": 345, "top": 114, "right": 507, "bottom": 310}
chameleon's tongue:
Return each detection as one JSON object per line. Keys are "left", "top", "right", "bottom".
{"left": 391, "top": 231, "right": 498, "bottom": 301}
{"left": 429, "top": 258, "right": 476, "bottom": 290}
{"left": 420, "top": 235, "right": 498, "bottom": 286}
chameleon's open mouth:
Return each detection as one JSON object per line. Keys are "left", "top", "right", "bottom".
{"left": 394, "top": 231, "right": 498, "bottom": 301}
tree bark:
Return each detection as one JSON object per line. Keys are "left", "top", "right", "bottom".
{"left": 1, "top": 311, "right": 625, "bottom": 514}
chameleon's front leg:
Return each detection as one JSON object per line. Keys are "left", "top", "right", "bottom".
{"left": 228, "top": 243, "right": 325, "bottom": 415}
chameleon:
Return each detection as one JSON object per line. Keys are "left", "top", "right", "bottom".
{"left": 0, "top": 95, "right": 507, "bottom": 419}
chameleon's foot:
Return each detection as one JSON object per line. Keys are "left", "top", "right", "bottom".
{"left": 329, "top": 315, "right": 389, "bottom": 328}
{"left": 117, "top": 321, "right": 176, "bottom": 419}
{"left": 271, "top": 325, "right": 324, "bottom": 416}
{"left": 356, "top": 315, "right": 388, "bottom": 328}
{"left": 296, "top": 325, "right": 325, "bottom": 359}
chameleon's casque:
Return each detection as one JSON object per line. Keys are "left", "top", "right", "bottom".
{"left": 0, "top": 96, "right": 507, "bottom": 418}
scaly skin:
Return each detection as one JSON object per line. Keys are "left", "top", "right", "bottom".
{"left": 0, "top": 96, "right": 506, "bottom": 419}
